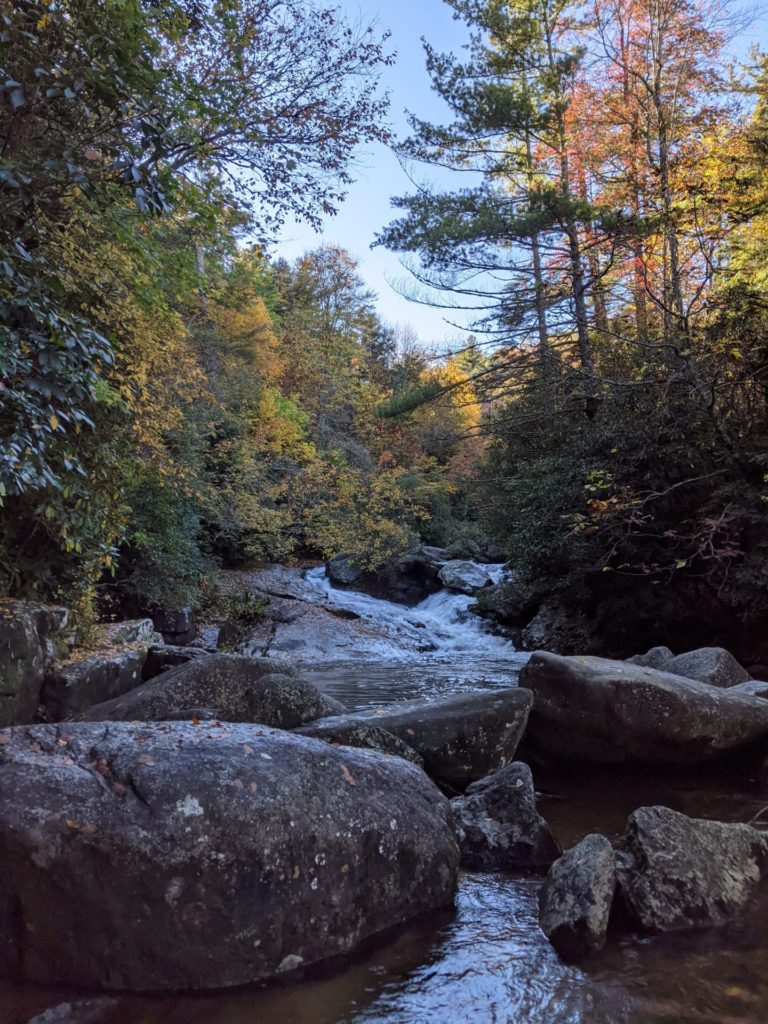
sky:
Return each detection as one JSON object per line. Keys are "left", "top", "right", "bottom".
{"left": 273, "top": 0, "right": 476, "bottom": 349}
{"left": 273, "top": 0, "right": 768, "bottom": 349}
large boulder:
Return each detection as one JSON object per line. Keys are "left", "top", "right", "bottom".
{"left": 294, "top": 719, "right": 423, "bottom": 766}
{"left": 626, "top": 646, "right": 673, "bottom": 669}
{"left": 0, "top": 600, "right": 68, "bottom": 726}
{"left": 539, "top": 834, "right": 616, "bottom": 961}
{"left": 518, "top": 598, "right": 597, "bottom": 655}
{"left": 151, "top": 607, "right": 196, "bottom": 646}
{"left": 0, "top": 721, "right": 459, "bottom": 991}
{"left": 326, "top": 553, "right": 364, "bottom": 586}
{"left": 299, "top": 688, "right": 533, "bottom": 790}
{"left": 663, "top": 647, "right": 750, "bottom": 688}
{"left": 521, "top": 651, "right": 768, "bottom": 763}
{"left": 471, "top": 577, "right": 540, "bottom": 628}
{"left": 438, "top": 560, "right": 493, "bottom": 595}
{"left": 451, "top": 761, "right": 560, "bottom": 870}
{"left": 78, "top": 654, "right": 346, "bottom": 727}
{"left": 42, "top": 647, "right": 148, "bottom": 722}
{"left": 616, "top": 806, "right": 768, "bottom": 932}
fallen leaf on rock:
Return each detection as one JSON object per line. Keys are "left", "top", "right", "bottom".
{"left": 0, "top": 735, "right": 9, "bottom": 745}
{"left": 137, "top": 754, "right": 155, "bottom": 766}
{"left": 112, "top": 782, "right": 126, "bottom": 798}
{"left": 340, "top": 765, "right": 356, "bottom": 786}
{"left": 243, "top": 744, "right": 254, "bottom": 756}
{"left": 66, "top": 820, "right": 80, "bottom": 830}
{"left": 191, "top": 717, "right": 200, "bottom": 726}
{"left": 82, "top": 823, "right": 98, "bottom": 834}
{"left": 233, "top": 779, "right": 243, "bottom": 790}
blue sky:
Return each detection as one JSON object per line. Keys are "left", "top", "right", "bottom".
{"left": 274, "top": 0, "right": 768, "bottom": 349}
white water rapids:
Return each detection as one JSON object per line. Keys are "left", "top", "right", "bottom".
{"left": 299, "top": 564, "right": 530, "bottom": 708}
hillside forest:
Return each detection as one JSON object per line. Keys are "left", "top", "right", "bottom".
{"left": 2, "top": 0, "right": 768, "bottom": 658}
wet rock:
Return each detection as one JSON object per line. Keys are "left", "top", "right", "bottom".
{"left": 142, "top": 644, "right": 212, "bottom": 680}
{"left": 77, "top": 654, "right": 346, "bottom": 727}
{"left": 521, "top": 651, "right": 768, "bottom": 763}
{"left": 518, "top": 599, "right": 597, "bottom": 655}
{"left": 293, "top": 719, "right": 424, "bottom": 766}
{"left": 42, "top": 647, "right": 147, "bottom": 722}
{"left": 0, "top": 600, "right": 68, "bottom": 727}
{"left": 663, "top": 647, "right": 750, "bottom": 688}
{"left": 451, "top": 761, "right": 560, "bottom": 870}
{"left": 305, "top": 688, "right": 533, "bottom": 790}
{"left": 152, "top": 607, "right": 196, "bottom": 646}
{"left": 616, "top": 806, "right": 768, "bottom": 932}
{"left": 626, "top": 646, "right": 674, "bottom": 669}
{"left": 326, "top": 553, "right": 364, "bottom": 586}
{"left": 438, "top": 560, "right": 493, "bottom": 595}
{"left": 539, "top": 834, "right": 616, "bottom": 961}
{"left": 0, "top": 721, "right": 459, "bottom": 991}
{"left": 471, "top": 577, "right": 540, "bottom": 628}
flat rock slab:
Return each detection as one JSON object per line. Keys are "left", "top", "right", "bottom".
{"left": 617, "top": 806, "right": 768, "bottom": 932}
{"left": 304, "top": 687, "right": 533, "bottom": 790}
{"left": 0, "top": 722, "right": 459, "bottom": 991}
{"left": 78, "top": 654, "right": 345, "bottom": 727}
{"left": 539, "top": 834, "right": 616, "bottom": 960}
{"left": 451, "top": 761, "right": 560, "bottom": 870}
{"left": 521, "top": 651, "right": 768, "bottom": 763}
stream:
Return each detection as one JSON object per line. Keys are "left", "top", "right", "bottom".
{"left": 6, "top": 564, "right": 768, "bottom": 1024}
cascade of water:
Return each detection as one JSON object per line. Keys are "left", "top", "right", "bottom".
{"left": 304, "top": 563, "right": 515, "bottom": 661}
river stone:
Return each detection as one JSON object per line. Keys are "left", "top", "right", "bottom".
{"left": 0, "top": 721, "right": 459, "bottom": 991}
{"left": 539, "top": 834, "right": 616, "bottom": 960}
{"left": 77, "top": 654, "right": 346, "bottom": 727}
{"left": 42, "top": 647, "right": 148, "bottom": 722}
{"left": 293, "top": 719, "right": 424, "bottom": 766}
{"left": 304, "top": 688, "right": 533, "bottom": 790}
{"left": 438, "top": 560, "right": 493, "bottom": 595}
{"left": 451, "top": 761, "right": 560, "bottom": 870}
{"left": 521, "top": 651, "right": 768, "bottom": 763}
{"left": 616, "top": 806, "right": 768, "bottom": 932}
{"left": 0, "top": 600, "right": 68, "bottom": 727}
{"left": 27, "top": 999, "right": 119, "bottom": 1024}
{"left": 626, "top": 646, "right": 673, "bottom": 669}
{"left": 663, "top": 647, "right": 750, "bottom": 688}
{"left": 730, "top": 679, "right": 768, "bottom": 699}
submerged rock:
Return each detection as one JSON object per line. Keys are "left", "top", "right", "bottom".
{"left": 293, "top": 719, "right": 423, "bottom": 765}
{"left": 616, "top": 805, "right": 768, "bottom": 932}
{"left": 451, "top": 761, "right": 560, "bottom": 870}
{"left": 0, "top": 721, "right": 459, "bottom": 991}
{"left": 626, "top": 646, "right": 674, "bottom": 669}
{"left": 42, "top": 647, "right": 148, "bottom": 722}
{"left": 521, "top": 651, "right": 768, "bottom": 763}
{"left": 438, "top": 560, "right": 493, "bottom": 595}
{"left": 663, "top": 647, "right": 750, "bottom": 688}
{"left": 77, "top": 654, "right": 346, "bottom": 727}
{"left": 0, "top": 600, "right": 68, "bottom": 727}
{"left": 539, "top": 834, "right": 616, "bottom": 961}
{"left": 305, "top": 688, "right": 533, "bottom": 790}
